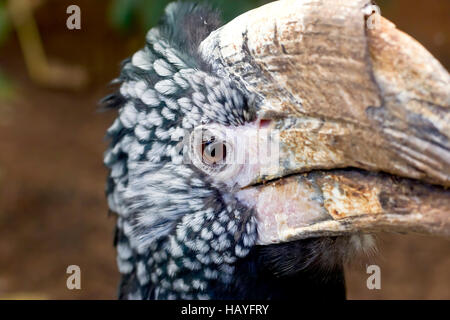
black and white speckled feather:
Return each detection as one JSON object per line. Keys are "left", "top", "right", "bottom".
{"left": 104, "top": 3, "right": 257, "bottom": 300}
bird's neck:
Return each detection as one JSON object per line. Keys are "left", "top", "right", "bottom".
{"left": 213, "top": 239, "right": 347, "bottom": 300}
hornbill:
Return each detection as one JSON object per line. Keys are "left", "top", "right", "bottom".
{"left": 103, "top": 0, "right": 450, "bottom": 299}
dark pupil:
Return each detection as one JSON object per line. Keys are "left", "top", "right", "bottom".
{"left": 203, "top": 141, "right": 227, "bottom": 164}
{"left": 207, "top": 143, "right": 221, "bottom": 158}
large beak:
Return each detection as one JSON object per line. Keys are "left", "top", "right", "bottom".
{"left": 199, "top": 0, "right": 450, "bottom": 244}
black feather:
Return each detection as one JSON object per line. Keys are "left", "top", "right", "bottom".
{"left": 215, "top": 238, "right": 346, "bottom": 300}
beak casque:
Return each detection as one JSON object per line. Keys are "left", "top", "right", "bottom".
{"left": 199, "top": 0, "right": 450, "bottom": 244}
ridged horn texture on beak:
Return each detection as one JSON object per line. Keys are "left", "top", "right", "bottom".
{"left": 200, "top": 0, "right": 450, "bottom": 243}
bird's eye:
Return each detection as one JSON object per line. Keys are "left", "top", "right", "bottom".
{"left": 190, "top": 127, "right": 232, "bottom": 174}
{"left": 202, "top": 140, "right": 227, "bottom": 165}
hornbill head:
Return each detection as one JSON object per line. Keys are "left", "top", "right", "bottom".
{"left": 103, "top": 0, "right": 450, "bottom": 299}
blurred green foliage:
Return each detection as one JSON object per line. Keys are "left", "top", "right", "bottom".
{"left": 0, "top": 0, "right": 11, "bottom": 46}
{"left": 0, "top": 1, "right": 13, "bottom": 99}
{"left": 108, "top": 0, "right": 272, "bottom": 33}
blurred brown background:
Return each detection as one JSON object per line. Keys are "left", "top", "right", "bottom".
{"left": 0, "top": 0, "right": 449, "bottom": 299}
